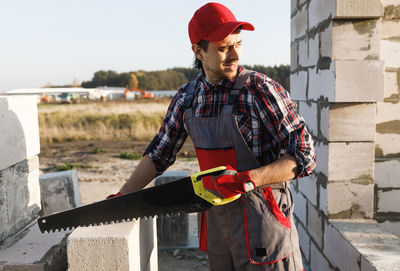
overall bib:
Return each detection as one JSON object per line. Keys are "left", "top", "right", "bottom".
{"left": 183, "top": 70, "right": 303, "bottom": 271}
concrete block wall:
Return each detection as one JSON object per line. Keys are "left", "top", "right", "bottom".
{"left": 0, "top": 95, "right": 72, "bottom": 270}
{"left": 291, "top": 0, "right": 400, "bottom": 269}
{"left": 375, "top": 0, "right": 400, "bottom": 237}
{"left": 0, "top": 96, "right": 41, "bottom": 243}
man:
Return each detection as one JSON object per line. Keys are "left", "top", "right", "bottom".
{"left": 117, "top": 2, "right": 316, "bottom": 270}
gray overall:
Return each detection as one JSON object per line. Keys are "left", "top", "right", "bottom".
{"left": 183, "top": 69, "right": 304, "bottom": 271}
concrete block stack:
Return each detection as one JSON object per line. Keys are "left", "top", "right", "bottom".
{"left": 375, "top": 0, "right": 400, "bottom": 237}
{"left": 291, "top": 0, "right": 400, "bottom": 269}
{"left": 0, "top": 96, "right": 41, "bottom": 243}
{"left": 0, "top": 96, "right": 68, "bottom": 270}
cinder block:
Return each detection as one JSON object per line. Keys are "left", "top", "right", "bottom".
{"left": 298, "top": 101, "right": 318, "bottom": 136}
{"left": 297, "top": 222, "right": 310, "bottom": 261}
{"left": 0, "top": 220, "right": 68, "bottom": 271}
{"left": 381, "top": 39, "right": 400, "bottom": 68}
{"left": 315, "top": 142, "right": 329, "bottom": 177}
{"left": 335, "top": 60, "right": 384, "bottom": 102}
{"left": 290, "top": 71, "right": 308, "bottom": 101}
{"left": 0, "top": 96, "right": 40, "bottom": 171}
{"left": 331, "top": 219, "right": 400, "bottom": 271}
{"left": 336, "top": 0, "right": 384, "bottom": 18}
{"left": 68, "top": 221, "right": 149, "bottom": 271}
{"left": 375, "top": 159, "right": 400, "bottom": 188}
{"left": 308, "top": 66, "right": 335, "bottom": 101}
{"left": 0, "top": 157, "right": 41, "bottom": 243}
{"left": 309, "top": 241, "right": 330, "bottom": 271}
{"left": 307, "top": 201, "right": 323, "bottom": 248}
{"left": 323, "top": 221, "right": 362, "bottom": 271}
{"left": 39, "top": 170, "right": 81, "bottom": 216}
{"left": 375, "top": 102, "right": 400, "bottom": 157}
{"left": 332, "top": 19, "right": 381, "bottom": 60}
{"left": 376, "top": 96, "right": 400, "bottom": 124}
{"left": 328, "top": 142, "right": 374, "bottom": 182}
{"left": 291, "top": 42, "right": 298, "bottom": 72}
{"left": 308, "top": 60, "right": 384, "bottom": 103}
{"left": 383, "top": 71, "right": 400, "bottom": 101}
{"left": 298, "top": 175, "right": 318, "bottom": 207}
{"left": 298, "top": 36, "right": 319, "bottom": 67}
{"left": 292, "top": 187, "right": 307, "bottom": 226}
{"left": 308, "top": 0, "right": 335, "bottom": 29}
{"left": 377, "top": 189, "right": 400, "bottom": 213}
{"left": 327, "top": 181, "right": 374, "bottom": 218}
{"left": 319, "top": 185, "right": 328, "bottom": 215}
{"left": 381, "top": 19, "right": 400, "bottom": 40}
{"left": 375, "top": 133, "right": 400, "bottom": 158}
{"left": 320, "top": 103, "right": 329, "bottom": 139}
{"left": 298, "top": 39, "right": 307, "bottom": 66}
{"left": 291, "top": 6, "right": 308, "bottom": 40}
{"left": 329, "top": 103, "right": 376, "bottom": 141}
{"left": 139, "top": 218, "right": 158, "bottom": 271}
{"left": 320, "top": 22, "right": 333, "bottom": 58}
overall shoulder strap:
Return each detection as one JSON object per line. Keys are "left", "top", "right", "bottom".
{"left": 228, "top": 69, "right": 253, "bottom": 105}
{"left": 183, "top": 81, "right": 196, "bottom": 109}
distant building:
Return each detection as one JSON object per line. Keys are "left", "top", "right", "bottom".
{"left": 5, "top": 87, "right": 125, "bottom": 103}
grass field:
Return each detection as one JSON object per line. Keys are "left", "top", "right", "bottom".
{"left": 38, "top": 99, "right": 171, "bottom": 143}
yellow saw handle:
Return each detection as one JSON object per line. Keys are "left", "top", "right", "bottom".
{"left": 190, "top": 166, "right": 241, "bottom": 206}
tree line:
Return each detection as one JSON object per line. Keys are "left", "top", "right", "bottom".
{"left": 81, "top": 65, "right": 290, "bottom": 91}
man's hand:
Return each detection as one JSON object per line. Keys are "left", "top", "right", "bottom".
{"left": 204, "top": 165, "right": 256, "bottom": 198}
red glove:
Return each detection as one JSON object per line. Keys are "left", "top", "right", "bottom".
{"left": 205, "top": 165, "right": 256, "bottom": 199}
{"left": 106, "top": 192, "right": 121, "bottom": 199}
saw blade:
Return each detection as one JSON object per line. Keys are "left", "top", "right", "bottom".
{"left": 37, "top": 177, "right": 213, "bottom": 233}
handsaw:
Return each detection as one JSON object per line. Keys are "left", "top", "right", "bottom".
{"left": 37, "top": 166, "right": 240, "bottom": 233}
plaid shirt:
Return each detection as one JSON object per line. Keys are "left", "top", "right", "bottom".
{"left": 145, "top": 66, "right": 316, "bottom": 178}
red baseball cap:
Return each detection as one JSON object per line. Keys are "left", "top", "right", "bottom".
{"left": 188, "top": 2, "right": 255, "bottom": 45}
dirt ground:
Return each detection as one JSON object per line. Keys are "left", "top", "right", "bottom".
{"left": 39, "top": 140, "right": 209, "bottom": 271}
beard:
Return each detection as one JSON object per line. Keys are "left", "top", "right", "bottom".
{"left": 204, "top": 61, "right": 238, "bottom": 82}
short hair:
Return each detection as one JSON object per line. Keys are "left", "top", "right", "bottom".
{"left": 193, "top": 40, "right": 209, "bottom": 73}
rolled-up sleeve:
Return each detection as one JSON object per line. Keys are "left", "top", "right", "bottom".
{"left": 255, "top": 77, "right": 316, "bottom": 178}
{"left": 144, "top": 87, "right": 188, "bottom": 175}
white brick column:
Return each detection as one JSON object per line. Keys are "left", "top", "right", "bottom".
{"left": 291, "top": 0, "right": 387, "bottom": 269}
{"left": 0, "top": 96, "right": 41, "bottom": 243}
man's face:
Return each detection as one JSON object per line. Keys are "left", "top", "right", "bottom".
{"left": 193, "top": 29, "right": 242, "bottom": 83}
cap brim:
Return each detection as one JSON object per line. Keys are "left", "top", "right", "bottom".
{"left": 204, "top": 21, "right": 254, "bottom": 42}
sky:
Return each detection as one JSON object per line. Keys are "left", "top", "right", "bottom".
{"left": 0, "top": 0, "right": 290, "bottom": 91}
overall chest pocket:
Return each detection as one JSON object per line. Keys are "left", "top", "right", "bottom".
{"left": 241, "top": 187, "right": 294, "bottom": 264}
